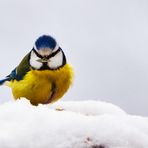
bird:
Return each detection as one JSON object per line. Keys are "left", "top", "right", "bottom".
{"left": 0, "top": 35, "right": 73, "bottom": 105}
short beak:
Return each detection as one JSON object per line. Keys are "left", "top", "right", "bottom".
{"left": 37, "top": 58, "right": 50, "bottom": 63}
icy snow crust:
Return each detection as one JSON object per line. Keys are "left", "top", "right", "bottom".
{"left": 0, "top": 99, "right": 148, "bottom": 148}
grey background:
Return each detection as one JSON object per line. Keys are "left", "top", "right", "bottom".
{"left": 0, "top": 0, "right": 148, "bottom": 116}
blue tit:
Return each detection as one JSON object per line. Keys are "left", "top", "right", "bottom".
{"left": 0, "top": 35, "right": 73, "bottom": 105}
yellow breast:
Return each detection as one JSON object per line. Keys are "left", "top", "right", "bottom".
{"left": 9, "top": 64, "right": 73, "bottom": 105}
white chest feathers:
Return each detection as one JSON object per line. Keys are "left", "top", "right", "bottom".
{"left": 29, "top": 50, "right": 64, "bottom": 69}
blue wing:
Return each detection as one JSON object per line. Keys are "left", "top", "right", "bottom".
{"left": 0, "top": 52, "right": 31, "bottom": 86}
{"left": 0, "top": 68, "right": 22, "bottom": 86}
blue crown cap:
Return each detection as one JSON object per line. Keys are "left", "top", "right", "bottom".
{"left": 35, "top": 35, "right": 57, "bottom": 50}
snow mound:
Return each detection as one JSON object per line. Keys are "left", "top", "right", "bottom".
{"left": 49, "top": 100, "right": 126, "bottom": 116}
{"left": 0, "top": 99, "right": 148, "bottom": 148}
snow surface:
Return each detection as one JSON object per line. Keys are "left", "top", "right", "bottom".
{"left": 0, "top": 99, "right": 148, "bottom": 148}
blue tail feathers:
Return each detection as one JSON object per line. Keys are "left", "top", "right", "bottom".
{"left": 0, "top": 78, "right": 10, "bottom": 85}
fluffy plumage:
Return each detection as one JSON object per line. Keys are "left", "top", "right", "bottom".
{"left": 9, "top": 64, "right": 73, "bottom": 105}
{"left": 0, "top": 35, "right": 73, "bottom": 105}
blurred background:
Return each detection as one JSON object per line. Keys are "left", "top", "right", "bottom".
{"left": 0, "top": 0, "right": 148, "bottom": 116}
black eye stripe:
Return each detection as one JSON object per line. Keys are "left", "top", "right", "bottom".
{"left": 32, "top": 48, "right": 44, "bottom": 59}
{"left": 32, "top": 48, "right": 61, "bottom": 59}
{"left": 47, "top": 48, "right": 60, "bottom": 59}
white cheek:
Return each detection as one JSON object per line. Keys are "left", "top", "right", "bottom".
{"left": 30, "top": 52, "right": 43, "bottom": 69}
{"left": 48, "top": 51, "right": 63, "bottom": 69}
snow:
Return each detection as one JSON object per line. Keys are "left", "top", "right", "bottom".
{"left": 49, "top": 100, "right": 126, "bottom": 116}
{"left": 0, "top": 99, "right": 148, "bottom": 148}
